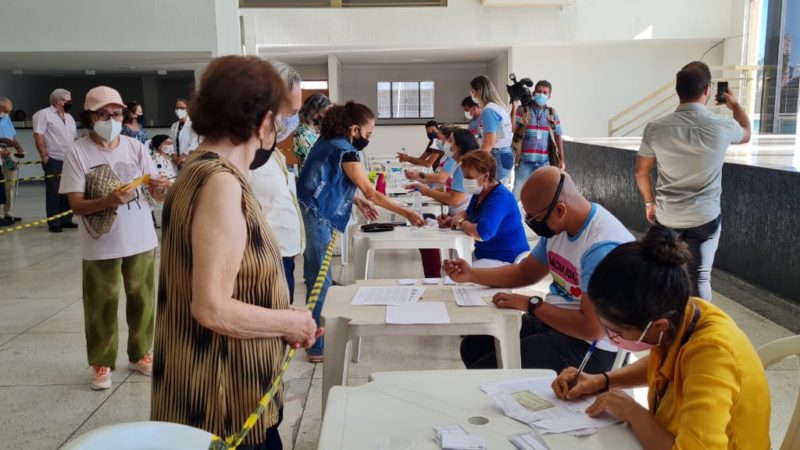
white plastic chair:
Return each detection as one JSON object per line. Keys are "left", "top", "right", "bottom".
{"left": 62, "top": 421, "right": 212, "bottom": 450}
{"left": 611, "top": 349, "right": 630, "bottom": 370}
{"left": 758, "top": 335, "right": 800, "bottom": 450}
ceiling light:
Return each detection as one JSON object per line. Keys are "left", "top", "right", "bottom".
{"left": 85, "top": 69, "right": 96, "bottom": 75}
{"left": 410, "top": 58, "right": 425, "bottom": 62}
{"left": 157, "top": 70, "right": 168, "bottom": 75}
{"left": 11, "top": 69, "right": 23, "bottom": 75}
{"left": 118, "top": 66, "right": 137, "bottom": 70}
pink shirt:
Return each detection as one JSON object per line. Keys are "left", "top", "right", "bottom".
{"left": 32, "top": 106, "right": 77, "bottom": 161}
{"left": 60, "top": 135, "right": 158, "bottom": 261}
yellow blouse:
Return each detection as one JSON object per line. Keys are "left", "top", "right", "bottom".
{"left": 647, "top": 298, "right": 771, "bottom": 449}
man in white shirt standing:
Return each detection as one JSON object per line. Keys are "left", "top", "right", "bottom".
{"left": 250, "top": 60, "right": 305, "bottom": 303}
{"left": 33, "top": 88, "right": 78, "bottom": 232}
{"left": 169, "top": 98, "right": 200, "bottom": 169}
{"left": 636, "top": 61, "right": 751, "bottom": 301}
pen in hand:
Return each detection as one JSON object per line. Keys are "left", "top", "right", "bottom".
{"left": 568, "top": 340, "right": 597, "bottom": 390}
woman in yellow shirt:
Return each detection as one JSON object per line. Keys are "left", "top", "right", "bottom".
{"left": 553, "top": 225, "right": 770, "bottom": 449}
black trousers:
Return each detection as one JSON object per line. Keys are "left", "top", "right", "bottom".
{"left": 460, "top": 313, "right": 617, "bottom": 374}
{"left": 43, "top": 158, "right": 72, "bottom": 228}
{"left": 237, "top": 408, "right": 284, "bottom": 450}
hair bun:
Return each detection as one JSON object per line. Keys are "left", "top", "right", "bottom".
{"left": 642, "top": 225, "right": 690, "bottom": 267}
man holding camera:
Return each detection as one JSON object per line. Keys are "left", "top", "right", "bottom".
{"left": 635, "top": 61, "right": 751, "bottom": 301}
{"left": 0, "top": 96, "right": 24, "bottom": 225}
{"left": 510, "top": 80, "right": 565, "bottom": 197}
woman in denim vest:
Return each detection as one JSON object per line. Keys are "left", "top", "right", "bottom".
{"left": 297, "top": 101, "right": 425, "bottom": 362}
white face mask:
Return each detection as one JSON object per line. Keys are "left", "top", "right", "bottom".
{"left": 470, "top": 95, "right": 480, "bottom": 105}
{"left": 0, "top": 112, "right": 8, "bottom": 119}
{"left": 277, "top": 113, "right": 300, "bottom": 142}
{"left": 431, "top": 138, "right": 442, "bottom": 150}
{"left": 94, "top": 119, "right": 122, "bottom": 142}
{"left": 463, "top": 178, "right": 483, "bottom": 195}
{"left": 442, "top": 142, "right": 452, "bottom": 153}
{"left": 161, "top": 145, "right": 174, "bottom": 154}
{"left": 463, "top": 111, "right": 472, "bottom": 121}
{"left": 175, "top": 108, "right": 187, "bottom": 120}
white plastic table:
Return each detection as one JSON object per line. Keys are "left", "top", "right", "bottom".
{"left": 321, "top": 280, "right": 522, "bottom": 409}
{"left": 352, "top": 227, "right": 473, "bottom": 280}
{"left": 319, "top": 369, "right": 642, "bottom": 450}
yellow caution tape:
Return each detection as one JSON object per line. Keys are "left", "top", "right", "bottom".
{"left": 118, "top": 174, "right": 151, "bottom": 191}
{"left": 208, "top": 231, "right": 340, "bottom": 450}
{"left": 18, "top": 160, "right": 43, "bottom": 166}
{"left": 0, "top": 210, "right": 73, "bottom": 235}
{"left": 1, "top": 173, "right": 61, "bottom": 184}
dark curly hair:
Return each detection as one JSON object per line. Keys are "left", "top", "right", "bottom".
{"left": 299, "top": 93, "right": 332, "bottom": 127}
{"left": 320, "top": 101, "right": 375, "bottom": 140}
{"left": 190, "top": 55, "right": 288, "bottom": 145}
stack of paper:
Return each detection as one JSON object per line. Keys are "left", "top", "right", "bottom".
{"left": 397, "top": 279, "right": 418, "bottom": 286}
{"left": 386, "top": 302, "right": 450, "bottom": 324}
{"left": 423, "top": 278, "right": 441, "bottom": 285}
{"left": 350, "top": 287, "right": 425, "bottom": 305}
{"left": 481, "top": 376, "right": 619, "bottom": 436}
{"left": 433, "top": 425, "right": 486, "bottom": 450}
{"left": 509, "top": 432, "right": 550, "bottom": 450}
{"left": 452, "top": 286, "right": 503, "bottom": 307}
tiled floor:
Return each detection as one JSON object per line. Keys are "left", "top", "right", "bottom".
{"left": 1, "top": 184, "right": 797, "bottom": 449}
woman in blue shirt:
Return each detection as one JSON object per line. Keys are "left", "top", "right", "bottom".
{"left": 469, "top": 76, "right": 514, "bottom": 186}
{"left": 297, "top": 101, "right": 425, "bottom": 362}
{"left": 441, "top": 151, "right": 529, "bottom": 267}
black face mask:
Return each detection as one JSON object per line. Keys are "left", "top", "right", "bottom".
{"left": 137, "top": 115, "right": 145, "bottom": 127}
{"left": 63, "top": 102, "right": 73, "bottom": 113}
{"left": 352, "top": 128, "right": 370, "bottom": 151}
{"left": 249, "top": 138, "right": 277, "bottom": 170}
{"left": 524, "top": 173, "right": 565, "bottom": 238}
{"left": 426, "top": 131, "right": 437, "bottom": 140}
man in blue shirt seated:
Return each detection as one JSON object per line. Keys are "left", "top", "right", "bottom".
{"left": 444, "top": 167, "right": 634, "bottom": 373}
{"left": 439, "top": 151, "right": 529, "bottom": 267}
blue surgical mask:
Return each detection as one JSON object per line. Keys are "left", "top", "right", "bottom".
{"left": 534, "top": 93, "right": 548, "bottom": 106}
{"left": 277, "top": 113, "right": 300, "bottom": 142}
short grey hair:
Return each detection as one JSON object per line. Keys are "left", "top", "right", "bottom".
{"left": 267, "top": 60, "right": 302, "bottom": 92}
{"left": 49, "top": 88, "right": 71, "bottom": 106}
{"left": 0, "top": 97, "right": 11, "bottom": 108}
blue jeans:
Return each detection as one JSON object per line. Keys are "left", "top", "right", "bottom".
{"left": 491, "top": 147, "right": 515, "bottom": 183}
{"left": 302, "top": 211, "right": 334, "bottom": 355}
{"left": 667, "top": 217, "right": 721, "bottom": 301}
{"left": 282, "top": 256, "right": 295, "bottom": 305}
{"left": 513, "top": 160, "right": 549, "bottom": 197}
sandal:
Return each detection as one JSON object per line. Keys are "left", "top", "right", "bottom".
{"left": 307, "top": 353, "right": 324, "bottom": 363}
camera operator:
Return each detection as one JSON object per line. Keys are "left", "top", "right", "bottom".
{"left": 510, "top": 79, "right": 565, "bottom": 196}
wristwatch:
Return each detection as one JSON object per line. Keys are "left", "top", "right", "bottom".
{"left": 419, "top": 171, "right": 425, "bottom": 180}
{"left": 528, "top": 296, "right": 544, "bottom": 315}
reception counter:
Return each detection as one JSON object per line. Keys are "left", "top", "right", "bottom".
{"left": 564, "top": 137, "right": 800, "bottom": 306}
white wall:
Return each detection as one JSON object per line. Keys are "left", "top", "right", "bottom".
{"left": 293, "top": 64, "right": 329, "bottom": 81}
{"left": 328, "top": 56, "right": 343, "bottom": 103}
{"left": 510, "top": 40, "right": 725, "bottom": 136}
{"left": 488, "top": 52, "right": 511, "bottom": 104}
{"left": 246, "top": 0, "right": 745, "bottom": 52}
{"left": 341, "top": 62, "right": 487, "bottom": 124}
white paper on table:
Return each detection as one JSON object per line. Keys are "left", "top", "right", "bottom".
{"left": 441, "top": 433, "right": 486, "bottom": 450}
{"left": 423, "top": 278, "right": 441, "bottom": 285}
{"left": 397, "top": 279, "right": 418, "bottom": 286}
{"left": 481, "top": 376, "right": 618, "bottom": 433}
{"left": 386, "top": 302, "right": 450, "bottom": 324}
{"left": 351, "top": 287, "right": 425, "bottom": 306}
{"left": 509, "top": 432, "right": 550, "bottom": 450}
{"left": 443, "top": 276, "right": 457, "bottom": 285}
{"left": 452, "top": 286, "right": 503, "bottom": 307}
{"left": 433, "top": 425, "right": 467, "bottom": 445}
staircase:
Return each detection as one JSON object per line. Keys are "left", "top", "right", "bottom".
{"left": 608, "top": 65, "right": 760, "bottom": 137}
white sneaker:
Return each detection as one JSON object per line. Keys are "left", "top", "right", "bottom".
{"left": 91, "top": 365, "right": 112, "bottom": 390}
{"left": 128, "top": 353, "right": 153, "bottom": 376}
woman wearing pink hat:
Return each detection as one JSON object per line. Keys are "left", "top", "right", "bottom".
{"left": 59, "top": 85, "right": 171, "bottom": 390}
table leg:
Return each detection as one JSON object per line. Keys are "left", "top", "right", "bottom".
{"left": 351, "top": 336, "right": 362, "bottom": 363}
{"left": 364, "top": 248, "right": 375, "bottom": 280}
{"left": 321, "top": 316, "right": 352, "bottom": 412}
{"left": 353, "top": 235, "right": 368, "bottom": 280}
{"left": 494, "top": 313, "right": 522, "bottom": 369}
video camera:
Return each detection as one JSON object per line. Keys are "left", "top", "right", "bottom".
{"left": 506, "top": 73, "right": 534, "bottom": 107}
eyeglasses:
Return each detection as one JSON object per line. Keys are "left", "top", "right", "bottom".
{"left": 524, "top": 173, "right": 565, "bottom": 226}
{"left": 94, "top": 110, "right": 124, "bottom": 121}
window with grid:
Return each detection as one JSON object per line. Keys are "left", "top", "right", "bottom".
{"left": 377, "top": 81, "right": 435, "bottom": 119}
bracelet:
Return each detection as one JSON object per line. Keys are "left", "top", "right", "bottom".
{"left": 644, "top": 201, "right": 655, "bottom": 206}
{"left": 418, "top": 172, "right": 425, "bottom": 180}
{"left": 601, "top": 372, "right": 610, "bottom": 392}
{"left": 457, "top": 218, "right": 467, "bottom": 226}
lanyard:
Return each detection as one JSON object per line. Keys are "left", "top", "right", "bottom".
{"left": 653, "top": 306, "right": 701, "bottom": 413}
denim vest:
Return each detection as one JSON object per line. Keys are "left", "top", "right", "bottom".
{"left": 297, "top": 137, "right": 359, "bottom": 232}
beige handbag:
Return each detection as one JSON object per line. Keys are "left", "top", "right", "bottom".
{"left": 82, "top": 164, "right": 122, "bottom": 239}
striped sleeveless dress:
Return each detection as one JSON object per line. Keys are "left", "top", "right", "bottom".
{"left": 150, "top": 151, "right": 289, "bottom": 446}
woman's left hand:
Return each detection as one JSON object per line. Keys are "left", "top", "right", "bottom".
{"left": 354, "top": 198, "right": 379, "bottom": 222}
{"left": 585, "top": 389, "right": 641, "bottom": 422}
{"left": 404, "top": 183, "right": 428, "bottom": 195}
